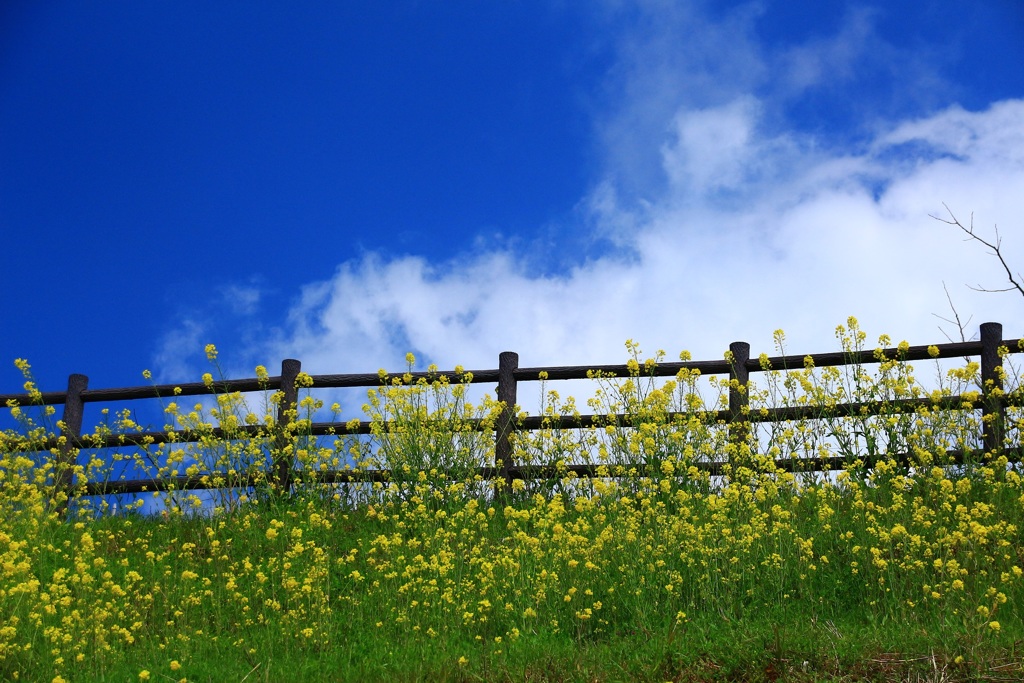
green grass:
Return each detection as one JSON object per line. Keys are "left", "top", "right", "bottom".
{"left": 2, "top": 322, "right": 1023, "bottom": 682}
{"left": 2, "top": 475, "right": 1021, "bottom": 682}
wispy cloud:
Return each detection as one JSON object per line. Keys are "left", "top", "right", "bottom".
{"left": 151, "top": 319, "right": 206, "bottom": 384}
{"left": 219, "top": 283, "right": 262, "bottom": 317}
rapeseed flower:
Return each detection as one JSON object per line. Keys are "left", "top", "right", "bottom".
{"left": 1, "top": 329, "right": 1022, "bottom": 680}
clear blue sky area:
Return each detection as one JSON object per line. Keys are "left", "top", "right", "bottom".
{"left": 2, "top": 0, "right": 1023, "bottom": 402}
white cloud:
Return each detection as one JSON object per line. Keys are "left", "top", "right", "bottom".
{"left": 211, "top": 4, "right": 1024, "bottom": 415}
{"left": 592, "top": 1, "right": 767, "bottom": 203}
{"left": 264, "top": 96, "right": 1024, "bottom": 392}
{"left": 661, "top": 97, "right": 762, "bottom": 195}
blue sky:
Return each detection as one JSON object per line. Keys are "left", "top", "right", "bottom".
{"left": 2, "top": 0, "right": 1024, "bottom": 416}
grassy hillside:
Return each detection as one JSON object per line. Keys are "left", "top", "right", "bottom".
{"left": 2, "top": 321, "right": 1022, "bottom": 681}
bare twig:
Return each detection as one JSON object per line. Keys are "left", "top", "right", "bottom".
{"left": 933, "top": 280, "right": 975, "bottom": 344}
{"left": 930, "top": 203, "right": 1024, "bottom": 299}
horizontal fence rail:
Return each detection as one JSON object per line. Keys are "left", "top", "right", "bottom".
{"left": 2, "top": 322, "right": 1022, "bottom": 507}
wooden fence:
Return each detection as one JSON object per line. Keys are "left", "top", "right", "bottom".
{"left": 1, "top": 322, "right": 1021, "bottom": 505}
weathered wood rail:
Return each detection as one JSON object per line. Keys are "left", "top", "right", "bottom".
{"left": 1, "top": 322, "right": 1020, "bottom": 504}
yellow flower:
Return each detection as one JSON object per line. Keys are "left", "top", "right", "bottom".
{"left": 406, "top": 352, "right": 416, "bottom": 365}
{"left": 202, "top": 373, "right": 214, "bottom": 388}
{"left": 139, "top": 671, "right": 151, "bottom": 681}
{"left": 927, "top": 345, "right": 940, "bottom": 358}
{"left": 989, "top": 621, "right": 1000, "bottom": 631}
{"left": 142, "top": 369, "right": 152, "bottom": 380}
{"left": 170, "top": 661, "right": 181, "bottom": 672}
{"left": 205, "top": 344, "right": 218, "bottom": 361}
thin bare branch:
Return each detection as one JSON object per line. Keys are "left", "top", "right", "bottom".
{"left": 932, "top": 281, "right": 975, "bottom": 364}
{"left": 932, "top": 281, "right": 974, "bottom": 344}
{"left": 931, "top": 203, "right": 1024, "bottom": 299}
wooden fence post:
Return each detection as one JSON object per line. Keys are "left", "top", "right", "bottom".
{"left": 728, "top": 341, "right": 751, "bottom": 472}
{"left": 274, "top": 359, "right": 301, "bottom": 492}
{"left": 980, "top": 322, "right": 1004, "bottom": 457}
{"left": 56, "top": 373, "right": 88, "bottom": 516}
{"left": 495, "top": 351, "right": 519, "bottom": 492}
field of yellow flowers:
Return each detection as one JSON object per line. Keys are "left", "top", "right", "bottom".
{"left": 1, "top": 321, "right": 1022, "bottom": 682}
